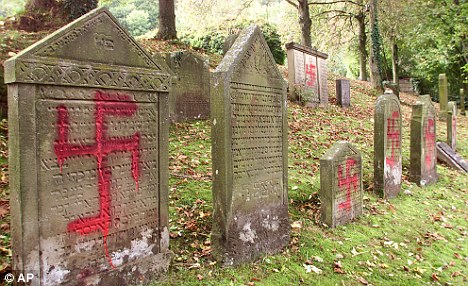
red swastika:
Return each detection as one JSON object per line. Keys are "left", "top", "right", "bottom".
{"left": 54, "top": 90, "right": 140, "bottom": 268}
{"left": 305, "top": 64, "right": 317, "bottom": 87}
{"left": 337, "top": 159, "right": 359, "bottom": 211}
{"left": 424, "top": 118, "right": 435, "bottom": 170}
{"left": 386, "top": 111, "right": 400, "bottom": 168}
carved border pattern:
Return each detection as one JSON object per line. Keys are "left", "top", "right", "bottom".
{"left": 16, "top": 60, "right": 170, "bottom": 92}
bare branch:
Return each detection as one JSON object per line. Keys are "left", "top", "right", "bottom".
{"left": 312, "top": 9, "right": 353, "bottom": 17}
{"left": 285, "top": 0, "right": 298, "bottom": 9}
{"left": 308, "top": 0, "right": 364, "bottom": 6}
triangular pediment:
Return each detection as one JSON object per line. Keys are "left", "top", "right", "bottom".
{"left": 321, "top": 141, "right": 360, "bottom": 162}
{"left": 215, "top": 25, "right": 285, "bottom": 87}
{"left": 7, "top": 7, "right": 162, "bottom": 70}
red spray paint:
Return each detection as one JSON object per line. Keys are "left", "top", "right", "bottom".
{"left": 54, "top": 91, "right": 140, "bottom": 268}
{"left": 424, "top": 118, "right": 435, "bottom": 170}
{"left": 305, "top": 64, "right": 317, "bottom": 87}
{"left": 386, "top": 111, "right": 400, "bottom": 168}
{"left": 337, "top": 159, "right": 359, "bottom": 211}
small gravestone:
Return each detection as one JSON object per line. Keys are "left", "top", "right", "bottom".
{"left": 336, "top": 79, "right": 350, "bottom": 107}
{"left": 374, "top": 92, "right": 402, "bottom": 198}
{"left": 165, "top": 51, "right": 210, "bottom": 122}
{"left": 438, "top": 74, "right": 448, "bottom": 120}
{"left": 436, "top": 142, "right": 468, "bottom": 172}
{"left": 211, "top": 25, "right": 289, "bottom": 265}
{"left": 285, "top": 42, "right": 328, "bottom": 107}
{"left": 410, "top": 95, "right": 438, "bottom": 186}
{"left": 460, "top": 88, "right": 465, "bottom": 116}
{"left": 447, "top": 101, "right": 457, "bottom": 151}
{"left": 320, "top": 141, "right": 363, "bottom": 228}
{"left": 5, "top": 8, "right": 172, "bottom": 285}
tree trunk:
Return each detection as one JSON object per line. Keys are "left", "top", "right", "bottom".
{"left": 369, "top": 0, "right": 383, "bottom": 92}
{"left": 156, "top": 0, "right": 177, "bottom": 40}
{"left": 298, "top": 0, "right": 312, "bottom": 47}
{"left": 357, "top": 12, "right": 367, "bottom": 81}
{"left": 391, "top": 40, "right": 400, "bottom": 96}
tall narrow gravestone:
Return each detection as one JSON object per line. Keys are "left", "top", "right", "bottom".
{"left": 374, "top": 92, "right": 402, "bottom": 198}
{"left": 439, "top": 74, "right": 448, "bottom": 120}
{"left": 165, "top": 51, "right": 210, "bottom": 122}
{"left": 410, "top": 95, "right": 438, "bottom": 186}
{"left": 320, "top": 141, "right": 363, "bottom": 228}
{"left": 461, "top": 88, "right": 466, "bottom": 116}
{"left": 447, "top": 101, "right": 457, "bottom": 151}
{"left": 285, "top": 42, "right": 328, "bottom": 107}
{"left": 4, "top": 8, "right": 172, "bottom": 285}
{"left": 336, "top": 79, "right": 350, "bottom": 107}
{"left": 211, "top": 25, "right": 289, "bottom": 265}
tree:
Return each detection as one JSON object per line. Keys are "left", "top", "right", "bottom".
{"left": 63, "top": 0, "right": 98, "bottom": 20}
{"left": 368, "top": 0, "right": 383, "bottom": 92}
{"left": 285, "top": 0, "right": 312, "bottom": 47}
{"left": 156, "top": 0, "right": 177, "bottom": 40}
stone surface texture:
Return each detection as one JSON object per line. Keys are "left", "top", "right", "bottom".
{"left": 5, "top": 8, "right": 171, "bottom": 285}
{"left": 211, "top": 25, "right": 289, "bottom": 266}
{"left": 320, "top": 141, "right": 363, "bottom": 228}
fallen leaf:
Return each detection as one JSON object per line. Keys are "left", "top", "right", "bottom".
{"left": 431, "top": 273, "right": 439, "bottom": 281}
{"left": 303, "top": 264, "right": 322, "bottom": 274}
{"left": 356, "top": 276, "right": 369, "bottom": 285}
{"left": 451, "top": 271, "right": 461, "bottom": 277}
{"left": 197, "top": 274, "right": 203, "bottom": 281}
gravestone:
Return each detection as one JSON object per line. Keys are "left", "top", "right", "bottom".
{"left": 447, "top": 101, "right": 457, "bottom": 151}
{"left": 439, "top": 74, "right": 448, "bottom": 120}
{"left": 320, "top": 141, "right": 363, "bottom": 228}
{"left": 211, "top": 25, "right": 289, "bottom": 265}
{"left": 336, "top": 79, "right": 350, "bottom": 107}
{"left": 4, "top": 8, "right": 172, "bottom": 285}
{"left": 285, "top": 42, "right": 328, "bottom": 107}
{"left": 165, "top": 51, "right": 210, "bottom": 122}
{"left": 410, "top": 95, "right": 438, "bottom": 186}
{"left": 460, "top": 88, "right": 465, "bottom": 116}
{"left": 436, "top": 142, "right": 468, "bottom": 172}
{"left": 374, "top": 92, "right": 402, "bottom": 198}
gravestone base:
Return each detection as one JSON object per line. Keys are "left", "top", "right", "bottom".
{"left": 436, "top": 142, "right": 468, "bottom": 172}
{"left": 213, "top": 204, "right": 289, "bottom": 266}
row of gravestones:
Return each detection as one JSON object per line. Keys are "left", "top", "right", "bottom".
{"left": 3, "top": 8, "right": 466, "bottom": 286}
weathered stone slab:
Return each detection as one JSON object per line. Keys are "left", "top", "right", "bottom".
{"left": 211, "top": 25, "right": 289, "bottom": 265}
{"left": 5, "top": 8, "right": 171, "bottom": 285}
{"left": 460, "top": 88, "right": 465, "bottom": 116}
{"left": 438, "top": 74, "right": 448, "bottom": 120}
{"left": 285, "top": 42, "right": 328, "bottom": 107}
{"left": 336, "top": 79, "right": 350, "bottom": 107}
{"left": 410, "top": 95, "right": 438, "bottom": 186}
{"left": 447, "top": 101, "right": 457, "bottom": 151}
{"left": 165, "top": 51, "right": 210, "bottom": 122}
{"left": 436, "top": 142, "right": 468, "bottom": 172}
{"left": 320, "top": 141, "right": 363, "bottom": 228}
{"left": 374, "top": 92, "right": 402, "bottom": 198}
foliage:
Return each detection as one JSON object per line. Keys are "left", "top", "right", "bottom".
{"left": 100, "top": 0, "right": 158, "bottom": 37}
{"left": 180, "top": 22, "right": 285, "bottom": 64}
{"left": 63, "top": 0, "right": 98, "bottom": 20}
{"left": 0, "top": 0, "right": 26, "bottom": 19}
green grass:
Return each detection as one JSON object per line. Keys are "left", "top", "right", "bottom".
{"left": 156, "top": 79, "right": 467, "bottom": 285}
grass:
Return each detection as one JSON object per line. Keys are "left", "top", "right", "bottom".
{"left": 155, "top": 78, "right": 467, "bottom": 285}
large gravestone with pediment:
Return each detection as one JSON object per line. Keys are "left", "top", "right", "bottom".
{"left": 285, "top": 42, "right": 328, "bottom": 107}
{"left": 165, "top": 51, "right": 210, "bottom": 122}
{"left": 320, "top": 141, "right": 363, "bottom": 228}
{"left": 374, "top": 92, "right": 402, "bottom": 198}
{"left": 211, "top": 25, "right": 289, "bottom": 265}
{"left": 4, "top": 8, "right": 172, "bottom": 285}
{"left": 410, "top": 95, "right": 438, "bottom": 186}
